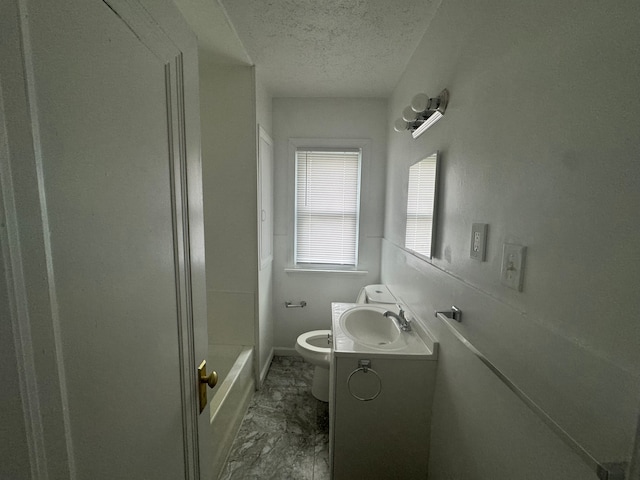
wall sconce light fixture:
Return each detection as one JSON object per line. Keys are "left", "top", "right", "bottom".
{"left": 393, "top": 89, "right": 449, "bottom": 139}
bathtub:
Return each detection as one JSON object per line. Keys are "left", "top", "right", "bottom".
{"left": 208, "top": 345, "right": 254, "bottom": 480}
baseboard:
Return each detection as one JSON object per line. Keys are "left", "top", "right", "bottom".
{"left": 259, "top": 347, "right": 274, "bottom": 387}
{"left": 273, "top": 347, "right": 299, "bottom": 357}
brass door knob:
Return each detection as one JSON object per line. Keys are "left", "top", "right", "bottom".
{"left": 197, "top": 360, "right": 218, "bottom": 413}
{"left": 201, "top": 370, "right": 218, "bottom": 388}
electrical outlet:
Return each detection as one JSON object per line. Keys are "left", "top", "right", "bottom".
{"left": 500, "top": 243, "right": 526, "bottom": 291}
{"left": 470, "top": 223, "right": 488, "bottom": 261}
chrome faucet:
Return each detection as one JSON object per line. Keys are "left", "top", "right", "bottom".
{"left": 383, "top": 306, "right": 411, "bottom": 331}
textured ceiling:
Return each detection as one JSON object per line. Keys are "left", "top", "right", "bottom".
{"left": 219, "top": 0, "right": 441, "bottom": 97}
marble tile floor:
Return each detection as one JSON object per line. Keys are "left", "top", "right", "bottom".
{"left": 219, "top": 356, "right": 330, "bottom": 480}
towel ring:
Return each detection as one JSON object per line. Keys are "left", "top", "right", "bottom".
{"left": 347, "top": 360, "right": 381, "bottom": 402}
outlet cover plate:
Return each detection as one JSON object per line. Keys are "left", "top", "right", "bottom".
{"left": 501, "top": 243, "right": 526, "bottom": 291}
{"left": 470, "top": 223, "right": 488, "bottom": 261}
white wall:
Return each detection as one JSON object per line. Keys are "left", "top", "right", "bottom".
{"left": 199, "top": 56, "right": 275, "bottom": 384}
{"left": 272, "top": 98, "right": 387, "bottom": 349}
{"left": 382, "top": 0, "right": 640, "bottom": 478}
{"left": 199, "top": 54, "right": 257, "bottom": 348}
{"left": 255, "top": 73, "right": 275, "bottom": 380}
{"left": 256, "top": 75, "right": 272, "bottom": 138}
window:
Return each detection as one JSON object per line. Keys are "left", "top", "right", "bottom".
{"left": 295, "top": 148, "right": 362, "bottom": 266}
{"left": 405, "top": 152, "right": 439, "bottom": 259}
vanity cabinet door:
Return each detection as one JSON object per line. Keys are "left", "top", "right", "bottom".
{"left": 331, "top": 356, "right": 435, "bottom": 479}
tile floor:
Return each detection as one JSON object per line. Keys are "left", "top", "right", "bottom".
{"left": 219, "top": 356, "right": 330, "bottom": 480}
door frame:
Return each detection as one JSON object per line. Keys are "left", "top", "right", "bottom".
{"left": 0, "top": 1, "right": 207, "bottom": 478}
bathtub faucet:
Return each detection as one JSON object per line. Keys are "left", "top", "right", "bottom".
{"left": 383, "top": 306, "right": 411, "bottom": 332}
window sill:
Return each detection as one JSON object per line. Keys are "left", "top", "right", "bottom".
{"left": 284, "top": 266, "right": 369, "bottom": 275}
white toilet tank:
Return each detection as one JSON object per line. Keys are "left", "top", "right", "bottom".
{"left": 356, "top": 284, "right": 396, "bottom": 304}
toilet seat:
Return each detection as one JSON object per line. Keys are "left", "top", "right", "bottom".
{"left": 296, "top": 329, "right": 332, "bottom": 401}
{"left": 295, "top": 330, "right": 331, "bottom": 367}
{"left": 298, "top": 330, "right": 331, "bottom": 352}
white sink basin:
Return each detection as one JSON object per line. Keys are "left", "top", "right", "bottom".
{"left": 332, "top": 303, "right": 437, "bottom": 358}
{"left": 339, "top": 305, "right": 405, "bottom": 349}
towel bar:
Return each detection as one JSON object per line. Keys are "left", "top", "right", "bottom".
{"left": 285, "top": 301, "right": 307, "bottom": 308}
{"left": 435, "top": 311, "right": 628, "bottom": 480}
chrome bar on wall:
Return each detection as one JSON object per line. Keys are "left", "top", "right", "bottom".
{"left": 435, "top": 312, "right": 628, "bottom": 480}
{"left": 285, "top": 301, "right": 307, "bottom": 308}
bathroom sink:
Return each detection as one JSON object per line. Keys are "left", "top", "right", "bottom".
{"left": 332, "top": 303, "right": 437, "bottom": 358}
{"left": 338, "top": 305, "right": 405, "bottom": 349}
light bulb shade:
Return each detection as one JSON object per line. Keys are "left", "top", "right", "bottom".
{"left": 411, "top": 93, "right": 430, "bottom": 113}
{"left": 411, "top": 111, "right": 443, "bottom": 139}
{"left": 393, "top": 118, "right": 408, "bottom": 132}
{"left": 394, "top": 89, "right": 449, "bottom": 137}
{"left": 402, "top": 106, "right": 418, "bottom": 122}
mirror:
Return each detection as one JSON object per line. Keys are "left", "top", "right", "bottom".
{"left": 405, "top": 151, "right": 439, "bottom": 259}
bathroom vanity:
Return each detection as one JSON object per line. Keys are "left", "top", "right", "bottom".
{"left": 329, "top": 303, "right": 438, "bottom": 479}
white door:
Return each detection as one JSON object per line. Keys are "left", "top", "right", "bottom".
{"left": 258, "top": 126, "right": 274, "bottom": 269}
{"left": 0, "top": 0, "right": 210, "bottom": 478}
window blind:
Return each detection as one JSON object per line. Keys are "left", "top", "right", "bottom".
{"left": 405, "top": 156, "right": 437, "bottom": 258}
{"left": 295, "top": 148, "right": 361, "bottom": 265}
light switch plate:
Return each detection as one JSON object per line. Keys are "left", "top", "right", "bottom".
{"left": 501, "top": 243, "right": 526, "bottom": 291}
{"left": 470, "top": 223, "right": 488, "bottom": 261}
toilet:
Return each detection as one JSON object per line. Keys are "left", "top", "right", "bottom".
{"left": 295, "top": 284, "right": 397, "bottom": 402}
{"left": 295, "top": 330, "right": 332, "bottom": 401}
